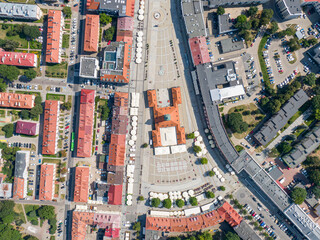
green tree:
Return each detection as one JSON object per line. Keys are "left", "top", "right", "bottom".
{"left": 176, "top": 199, "right": 185, "bottom": 208}
{"left": 200, "top": 157, "right": 208, "bottom": 164}
{"left": 247, "top": 215, "right": 253, "bottom": 220}
{"left": 34, "top": 96, "right": 42, "bottom": 105}
{"left": 247, "top": 6, "right": 258, "bottom": 17}
{"left": 276, "top": 141, "right": 292, "bottom": 155}
{"left": 163, "top": 198, "right": 172, "bottom": 209}
{"left": 2, "top": 123, "right": 14, "bottom": 138}
{"left": 48, "top": 217, "right": 57, "bottom": 234}
{"left": 285, "top": 27, "right": 295, "bottom": 36}
{"left": 0, "top": 224, "right": 22, "bottom": 240}
{"left": 186, "top": 132, "right": 195, "bottom": 139}
{"left": 37, "top": 205, "right": 55, "bottom": 220}
{"left": 305, "top": 72, "right": 316, "bottom": 86}
{"left": 227, "top": 112, "right": 248, "bottom": 133}
{"left": 205, "top": 191, "right": 215, "bottom": 199}
{"left": 104, "top": 26, "right": 115, "bottom": 41}
{"left": 2, "top": 215, "right": 14, "bottom": 224}
{"left": 251, "top": 18, "right": 260, "bottom": 30}
{"left": 219, "top": 186, "right": 226, "bottom": 191}
{"left": 100, "top": 104, "right": 110, "bottom": 120}
{"left": 132, "top": 221, "right": 141, "bottom": 232}
{"left": 20, "top": 109, "right": 30, "bottom": 120}
{"left": 309, "top": 38, "right": 318, "bottom": 45}
{"left": 61, "top": 101, "right": 72, "bottom": 111}
{"left": 312, "top": 186, "right": 320, "bottom": 199}
{"left": 30, "top": 219, "right": 38, "bottom": 225}
{"left": 62, "top": 7, "right": 72, "bottom": 18}
{"left": 24, "top": 69, "right": 37, "bottom": 80}
{"left": 237, "top": 14, "right": 247, "bottom": 23}
{"left": 270, "top": 21, "right": 279, "bottom": 34}
{"left": 189, "top": 197, "right": 198, "bottom": 206}
{"left": 0, "top": 39, "right": 19, "bottom": 51}
{"left": 208, "top": 170, "right": 215, "bottom": 177}
{"left": 0, "top": 65, "right": 20, "bottom": 82}
{"left": 0, "top": 78, "right": 7, "bottom": 92}
{"left": 100, "top": 13, "right": 112, "bottom": 25}
{"left": 138, "top": 196, "right": 144, "bottom": 201}
{"left": 313, "top": 95, "right": 320, "bottom": 111}
{"left": 225, "top": 232, "right": 240, "bottom": 240}
{"left": 288, "top": 38, "right": 300, "bottom": 51}
{"left": 30, "top": 104, "right": 43, "bottom": 119}
{"left": 28, "top": 210, "right": 37, "bottom": 218}
{"left": 59, "top": 177, "right": 65, "bottom": 182}
{"left": 258, "top": 226, "right": 263, "bottom": 231}
{"left": 151, "top": 198, "right": 161, "bottom": 207}
{"left": 261, "top": 9, "right": 274, "bottom": 19}
{"left": 24, "top": 235, "right": 39, "bottom": 240}
{"left": 267, "top": 99, "right": 281, "bottom": 114}
{"left": 304, "top": 156, "right": 320, "bottom": 166}
{"left": 23, "top": 25, "right": 40, "bottom": 40}
{"left": 291, "top": 187, "right": 307, "bottom": 204}
{"left": 217, "top": 6, "right": 225, "bottom": 15}
{"left": 193, "top": 145, "right": 202, "bottom": 153}
{"left": 141, "top": 143, "right": 148, "bottom": 148}
{"left": 309, "top": 170, "right": 320, "bottom": 186}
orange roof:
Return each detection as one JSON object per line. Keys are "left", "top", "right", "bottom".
{"left": 147, "top": 87, "right": 185, "bottom": 147}
{"left": 72, "top": 211, "right": 95, "bottom": 240}
{"left": 39, "top": 164, "right": 55, "bottom": 201}
{"left": 42, "top": 100, "right": 59, "bottom": 155}
{"left": 77, "top": 89, "right": 95, "bottom": 158}
{"left": 125, "top": 0, "right": 135, "bottom": 17}
{"left": 12, "top": 177, "right": 25, "bottom": 199}
{"left": 46, "top": 10, "right": 62, "bottom": 63}
{"left": 146, "top": 201, "right": 241, "bottom": 233}
{"left": 108, "top": 135, "right": 126, "bottom": 166}
{"left": 0, "top": 92, "right": 35, "bottom": 109}
{"left": 73, "top": 166, "right": 90, "bottom": 202}
{"left": 83, "top": 14, "right": 99, "bottom": 52}
{"left": 100, "top": 43, "right": 131, "bottom": 83}
{"left": 189, "top": 37, "right": 211, "bottom": 66}
{"left": 86, "top": 0, "right": 99, "bottom": 10}
{"left": 217, "top": 201, "right": 243, "bottom": 227}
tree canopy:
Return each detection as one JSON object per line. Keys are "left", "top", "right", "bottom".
{"left": 0, "top": 39, "right": 19, "bottom": 51}
{"left": 176, "top": 199, "right": 185, "bottom": 208}
{"left": 217, "top": 6, "right": 225, "bottom": 15}
{"left": 189, "top": 197, "right": 198, "bottom": 206}
{"left": 104, "top": 26, "right": 115, "bottom": 41}
{"left": 30, "top": 104, "right": 43, "bottom": 119}
{"left": 290, "top": 187, "right": 307, "bottom": 204}
{"left": 23, "top": 25, "right": 40, "bottom": 40}
{"left": 247, "top": 6, "right": 258, "bottom": 17}
{"left": 62, "top": 7, "right": 72, "bottom": 18}
{"left": 305, "top": 72, "right": 316, "bottom": 86}
{"left": 0, "top": 65, "right": 20, "bottom": 82}
{"left": 276, "top": 141, "right": 292, "bottom": 155}
{"left": 2, "top": 124, "right": 14, "bottom": 138}
{"left": 205, "top": 191, "right": 215, "bottom": 199}
{"left": 37, "top": 205, "right": 55, "bottom": 220}
{"left": 163, "top": 198, "right": 172, "bottom": 209}
{"left": 24, "top": 69, "right": 37, "bottom": 80}
{"left": 309, "top": 169, "right": 320, "bottom": 186}
{"left": 270, "top": 21, "right": 279, "bottom": 34}
{"left": 225, "top": 232, "right": 241, "bottom": 240}
{"left": 151, "top": 198, "right": 161, "bottom": 207}
{"left": 227, "top": 112, "right": 248, "bottom": 133}
{"left": 200, "top": 157, "right": 208, "bottom": 165}
{"left": 100, "top": 13, "right": 112, "bottom": 25}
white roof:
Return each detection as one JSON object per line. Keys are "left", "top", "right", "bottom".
{"left": 154, "top": 147, "right": 170, "bottom": 155}
{"left": 150, "top": 210, "right": 171, "bottom": 217}
{"left": 130, "top": 92, "right": 140, "bottom": 107}
{"left": 196, "top": 193, "right": 206, "bottom": 202}
{"left": 160, "top": 127, "right": 177, "bottom": 146}
{"left": 201, "top": 200, "right": 216, "bottom": 212}
{"left": 210, "top": 85, "right": 245, "bottom": 102}
{"left": 295, "top": 30, "right": 304, "bottom": 40}
{"left": 170, "top": 145, "right": 187, "bottom": 154}
{"left": 127, "top": 183, "right": 133, "bottom": 194}
{"left": 184, "top": 207, "right": 201, "bottom": 216}
{"left": 130, "top": 107, "right": 138, "bottom": 116}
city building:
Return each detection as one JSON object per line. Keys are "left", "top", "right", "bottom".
{"left": 181, "top": 0, "right": 207, "bottom": 38}
{"left": 0, "top": 3, "right": 42, "bottom": 20}
{"left": 147, "top": 87, "right": 186, "bottom": 148}
{"left": 233, "top": 221, "right": 261, "bottom": 240}
{"left": 71, "top": 208, "right": 121, "bottom": 240}
{"left": 0, "top": 92, "right": 35, "bottom": 109}
{"left": 100, "top": 42, "right": 132, "bottom": 84}
{"left": 188, "top": 37, "right": 211, "bottom": 66}
{"left": 108, "top": 135, "right": 126, "bottom": 166}
{"left": 77, "top": 89, "right": 95, "bottom": 158}
{"left": 94, "top": 181, "right": 108, "bottom": 202}
{"left": 0, "top": 177, "right": 12, "bottom": 199}
{"left": 79, "top": 57, "right": 99, "bottom": 79}
{"left": 111, "top": 92, "right": 129, "bottom": 135}
{"left": 46, "top": 10, "right": 63, "bottom": 64}
{"left": 107, "top": 165, "right": 124, "bottom": 185}
{"left": 0, "top": 50, "right": 37, "bottom": 67}
{"left": 220, "top": 38, "right": 244, "bottom": 54}
{"left": 282, "top": 124, "right": 320, "bottom": 169}
{"left": 275, "top": 0, "right": 303, "bottom": 20}
{"left": 253, "top": 89, "right": 309, "bottom": 146}
{"left": 308, "top": 43, "right": 320, "bottom": 66}
{"left": 83, "top": 14, "right": 99, "bottom": 52}
{"left": 218, "top": 14, "right": 237, "bottom": 35}
{"left": 116, "top": 16, "right": 133, "bottom": 44}
{"left": 86, "top": 0, "right": 135, "bottom": 17}
{"left": 73, "top": 166, "right": 90, "bottom": 203}
{"left": 12, "top": 151, "right": 29, "bottom": 199}
{"left": 15, "top": 121, "right": 38, "bottom": 136}
{"left": 108, "top": 184, "right": 122, "bottom": 205}
{"left": 39, "top": 163, "right": 56, "bottom": 201}
{"left": 42, "top": 100, "right": 60, "bottom": 155}
{"left": 196, "top": 61, "right": 245, "bottom": 103}
{"left": 206, "top": 0, "right": 269, "bottom": 8}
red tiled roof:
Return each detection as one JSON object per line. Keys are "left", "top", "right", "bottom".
{"left": 216, "top": 201, "right": 243, "bottom": 227}
{"left": 39, "top": 164, "right": 55, "bottom": 201}
{"left": 147, "top": 87, "right": 186, "bottom": 147}
{"left": 46, "top": 10, "right": 62, "bottom": 63}
{"left": 108, "top": 134, "right": 126, "bottom": 166}
{"left": 73, "top": 166, "right": 89, "bottom": 203}
{"left": 0, "top": 92, "right": 35, "bottom": 109}
{"left": 77, "top": 89, "right": 95, "bottom": 158}
{"left": 189, "top": 37, "right": 210, "bottom": 66}
{"left": 83, "top": 14, "right": 99, "bottom": 52}
{"left": 86, "top": 0, "right": 99, "bottom": 10}
{"left": 117, "top": 17, "right": 134, "bottom": 31}
{"left": 15, "top": 121, "right": 38, "bottom": 136}
{"left": 42, "top": 100, "right": 59, "bottom": 155}
{"left": 100, "top": 43, "right": 132, "bottom": 83}
{"left": 0, "top": 50, "right": 37, "bottom": 67}
{"left": 108, "top": 184, "right": 122, "bottom": 205}
{"left": 104, "top": 227, "right": 120, "bottom": 238}
{"left": 125, "top": 0, "right": 135, "bottom": 17}
{"left": 12, "top": 177, "right": 25, "bottom": 199}
{"left": 72, "top": 211, "right": 95, "bottom": 240}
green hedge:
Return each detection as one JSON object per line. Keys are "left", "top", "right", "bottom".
{"left": 258, "top": 34, "right": 270, "bottom": 87}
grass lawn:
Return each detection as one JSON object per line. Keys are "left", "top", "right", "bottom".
{"left": 62, "top": 34, "right": 69, "bottom": 48}
{"left": 15, "top": 91, "right": 40, "bottom": 96}
{"left": 305, "top": 114, "right": 315, "bottom": 126}
{"left": 14, "top": 204, "right": 26, "bottom": 223}
{"left": 235, "top": 145, "right": 244, "bottom": 152}
{"left": 293, "top": 127, "right": 305, "bottom": 137}
{"left": 30, "top": 41, "right": 42, "bottom": 50}
{"left": 43, "top": 158, "right": 61, "bottom": 164}
{"left": 24, "top": 204, "right": 39, "bottom": 222}
{"left": 0, "top": 24, "right": 28, "bottom": 48}
{"left": 228, "top": 103, "right": 264, "bottom": 139}
{"left": 54, "top": 184, "right": 59, "bottom": 196}
{"left": 58, "top": 139, "right": 62, "bottom": 148}
{"left": 46, "top": 93, "right": 66, "bottom": 102}
{"left": 258, "top": 34, "right": 271, "bottom": 87}
{"left": 45, "top": 62, "right": 68, "bottom": 78}
{"left": 65, "top": 23, "right": 70, "bottom": 29}
{"left": 0, "top": 110, "right": 5, "bottom": 118}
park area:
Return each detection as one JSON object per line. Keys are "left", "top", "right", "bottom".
{"left": 45, "top": 62, "right": 68, "bottom": 78}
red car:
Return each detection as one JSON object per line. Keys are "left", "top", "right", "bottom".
{"left": 65, "top": 126, "right": 69, "bottom": 129}
{"left": 95, "top": 146, "right": 98, "bottom": 150}
{"left": 97, "top": 129, "right": 100, "bottom": 133}
{"left": 252, "top": 212, "right": 256, "bottom": 216}
{"left": 107, "top": 40, "right": 111, "bottom": 45}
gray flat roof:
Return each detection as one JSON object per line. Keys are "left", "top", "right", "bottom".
{"left": 253, "top": 89, "right": 309, "bottom": 146}
{"left": 309, "top": 43, "right": 320, "bottom": 66}
{"left": 268, "top": 166, "right": 283, "bottom": 181}
{"left": 283, "top": 125, "right": 320, "bottom": 168}
{"left": 218, "top": 14, "right": 237, "bottom": 34}
{"left": 79, "top": 57, "right": 99, "bottom": 78}
{"left": 208, "top": 0, "right": 262, "bottom": 8}
{"left": 220, "top": 38, "right": 244, "bottom": 53}
{"left": 14, "top": 151, "right": 29, "bottom": 178}
{"left": 100, "top": 42, "right": 125, "bottom": 77}
{"left": 233, "top": 220, "right": 262, "bottom": 240}
{"left": 282, "top": 0, "right": 302, "bottom": 15}
{"left": 97, "top": 0, "right": 127, "bottom": 16}
{"left": 0, "top": 3, "right": 41, "bottom": 20}
{"left": 284, "top": 204, "right": 320, "bottom": 240}
{"left": 181, "top": 0, "right": 207, "bottom": 38}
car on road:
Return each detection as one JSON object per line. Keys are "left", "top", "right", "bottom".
{"left": 38, "top": 159, "right": 41, "bottom": 164}
{"left": 65, "top": 126, "right": 69, "bottom": 129}
{"left": 252, "top": 197, "right": 257, "bottom": 202}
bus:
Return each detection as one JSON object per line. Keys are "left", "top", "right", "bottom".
{"left": 71, "top": 132, "right": 75, "bottom": 151}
